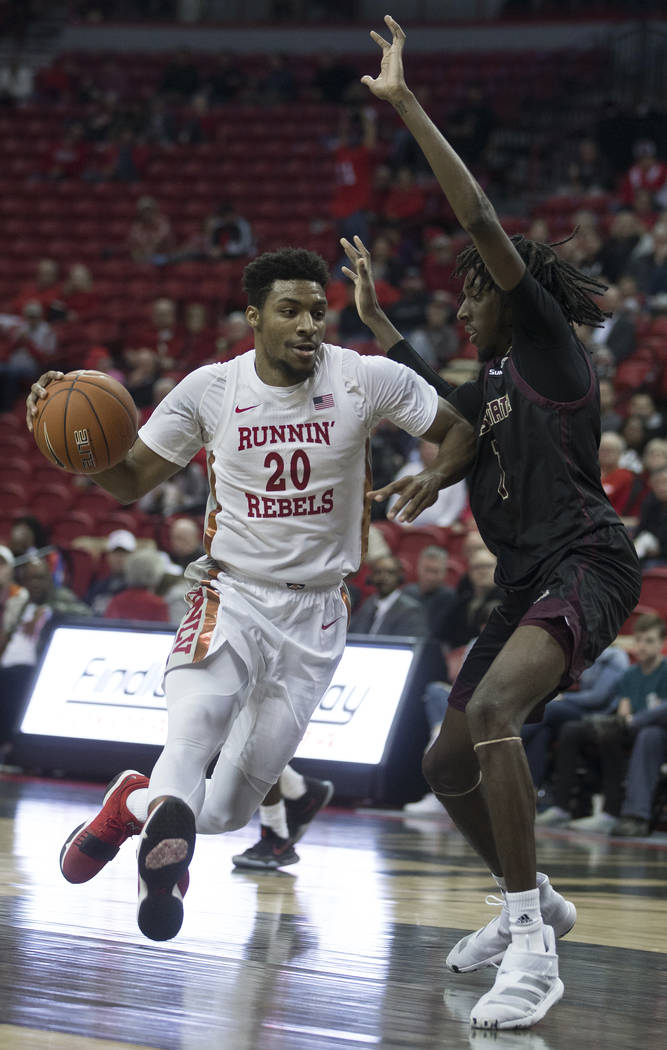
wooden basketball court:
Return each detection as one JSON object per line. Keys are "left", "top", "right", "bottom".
{"left": 0, "top": 774, "right": 665, "bottom": 1049}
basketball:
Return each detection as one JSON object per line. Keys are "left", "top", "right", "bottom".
{"left": 32, "top": 370, "right": 138, "bottom": 475}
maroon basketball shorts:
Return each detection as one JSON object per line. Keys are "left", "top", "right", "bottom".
{"left": 448, "top": 525, "right": 641, "bottom": 721}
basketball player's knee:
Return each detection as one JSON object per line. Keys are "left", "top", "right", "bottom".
{"left": 199, "top": 796, "right": 257, "bottom": 835}
{"left": 422, "top": 743, "right": 473, "bottom": 794}
{"left": 466, "top": 688, "right": 517, "bottom": 740}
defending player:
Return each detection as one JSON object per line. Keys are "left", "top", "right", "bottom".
{"left": 26, "top": 247, "right": 473, "bottom": 943}
{"left": 339, "top": 16, "right": 642, "bottom": 1032}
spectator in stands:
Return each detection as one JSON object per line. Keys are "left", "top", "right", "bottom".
{"left": 600, "top": 210, "right": 644, "bottom": 282}
{"left": 619, "top": 415, "right": 648, "bottom": 473}
{"left": 628, "top": 220, "right": 667, "bottom": 295}
{"left": 12, "top": 259, "right": 61, "bottom": 315}
{"left": 217, "top": 310, "right": 253, "bottom": 362}
{"left": 139, "top": 459, "right": 207, "bottom": 520}
{"left": 420, "top": 232, "right": 460, "bottom": 297}
{"left": 0, "top": 301, "right": 57, "bottom": 411}
{"left": 158, "top": 48, "right": 200, "bottom": 102}
{"left": 207, "top": 52, "right": 243, "bottom": 106}
{"left": 123, "top": 348, "right": 162, "bottom": 409}
{"left": 557, "top": 137, "right": 612, "bottom": 196}
{"left": 626, "top": 391, "right": 665, "bottom": 441}
{"left": 0, "top": 54, "right": 34, "bottom": 106}
{"left": 0, "top": 557, "right": 90, "bottom": 763}
{"left": 383, "top": 166, "right": 427, "bottom": 227}
{"left": 0, "top": 545, "right": 27, "bottom": 659}
{"left": 387, "top": 267, "right": 429, "bottom": 333}
{"left": 522, "top": 643, "right": 629, "bottom": 800}
{"left": 164, "top": 516, "right": 203, "bottom": 571}
{"left": 60, "top": 263, "right": 98, "bottom": 322}
{"left": 86, "top": 529, "right": 137, "bottom": 616}
{"left": 205, "top": 202, "right": 255, "bottom": 259}
{"left": 612, "top": 624, "right": 667, "bottom": 837}
{"left": 128, "top": 297, "right": 181, "bottom": 371}
{"left": 388, "top": 439, "right": 467, "bottom": 530}
{"left": 177, "top": 92, "right": 216, "bottom": 146}
{"left": 127, "top": 196, "right": 173, "bottom": 264}
{"left": 599, "top": 431, "right": 646, "bottom": 520}
{"left": 43, "top": 121, "right": 90, "bottom": 180}
{"left": 175, "top": 302, "right": 218, "bottom": 373}
{"left": 448, "top": 84, "right": 495, "bottom": 167}
{"left": 621, "top": 139, "right": 667, "bottom": 211}
{"left": 260, "top": 54, "right": 298, "bottom": 105}
{"left": 402, "top": 545, "right": 456, "bottom": 640}
{"left": 349, "top": 554, "right": 428, "bottom": 637}
{"left": 634, "top": 465, "right": 667, "bottom": 566}
{"left": 406, "top": 290, "right": 458, "bottom": 370}
{"left": 643, "top": 437, "right": 667, "bottom": 475}
{"left": 537, "top": 614, "right": 667, "bottom": 834}
{"left": 587, "top": 284, "right": 636, "bottom": 364}
{"left": 598, "top": 376, "right": 623, "bottom": 433}
{"left": 99, "top": 127, "right": 150, "bottom": 183}
{"left": 104, "top": 548, "right": 170, "bottom": 623}
{"left": 329, "top": 105, "right": 377, "bottom": 245}
{"left": 443, "top": 546, "right": 503, "bottom": 649}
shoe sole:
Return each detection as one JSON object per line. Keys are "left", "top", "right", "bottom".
{"left": 447, "top": 902, "right": 577, "bottom": 973}
{"left": 288, "top": 781, "right": 334, "bottom": 844}
{"left": 470, "top": 977, "right": 565, "bottom": 1029}
{"left": 137, "top": 799, "right": 195, "bottom": 942}
{"left": 59, "top": 770, "right": 144, "bottom": 884}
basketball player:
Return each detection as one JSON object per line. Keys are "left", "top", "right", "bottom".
{"left": 27, "top": 247, "right": 473, "bottom": 942}
{"left": 336, "top": 16, "right": 642, "bottom": 1031}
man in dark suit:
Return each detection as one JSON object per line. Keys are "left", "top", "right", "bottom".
{"left": 349, "top": 554, "right": 428, "bottom": 637}
{"left": 402, "top": 544, "right": 457, "bottom": 639}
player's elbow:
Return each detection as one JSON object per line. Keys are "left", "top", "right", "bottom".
{"left": 461, "top": 193, "right": 497, "bottom": 236}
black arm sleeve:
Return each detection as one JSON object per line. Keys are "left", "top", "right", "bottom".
{"left": 387, "top": 339, "right": 455, "bottom": 399}
{"left": 388, "top": 338, "right": 482, "bottom": 425}
{"left": 507, "top": 270, "right": 591, "bottom": 401}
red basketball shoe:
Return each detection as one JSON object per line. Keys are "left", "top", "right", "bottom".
{"left": 60, "top": 770, "right": 148, "bottom": 884}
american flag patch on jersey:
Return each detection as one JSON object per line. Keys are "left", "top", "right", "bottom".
{"left": 313, "top": 393, "right": 335, "bottom": 410}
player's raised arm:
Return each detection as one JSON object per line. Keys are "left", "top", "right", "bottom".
{"left": 362, "top": 15, "right": 525, "bottom": 293}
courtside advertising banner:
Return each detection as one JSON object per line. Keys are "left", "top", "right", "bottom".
{"left": 19, "top": 625, "right": 416, "bottom": 765}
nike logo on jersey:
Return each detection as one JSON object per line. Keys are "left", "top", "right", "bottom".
{"left": 322, "top": 616, "right": 344, "bottom": 630}
{"left": 534, "top": 589, "right": 551, "bottom": 603}
{"left": 235, "top": 404, "right": 260, "bottom": 413}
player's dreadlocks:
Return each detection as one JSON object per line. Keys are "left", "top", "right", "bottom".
{"left": 453, "top": 232, "right": 608, "bottom": 327}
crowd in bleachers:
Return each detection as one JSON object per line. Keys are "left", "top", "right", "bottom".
{"left": 0, "top": 38, "right": 666, "bottom": 821}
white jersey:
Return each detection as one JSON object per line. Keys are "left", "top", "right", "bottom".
{"left": 139, "top": 344, "right": 438, "bottom": 587}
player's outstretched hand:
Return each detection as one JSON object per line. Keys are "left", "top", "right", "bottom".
{"left": 341, "top": 235, "right": 382, "bottom": 326}
{"left": 26, "top": 370, "right": 64, "bottom": 432}
{"left": 368, "top": 470, "right": 442, "bottom": 524}
{"left": 361, "top": 15, "right": 409, "bottom": 104}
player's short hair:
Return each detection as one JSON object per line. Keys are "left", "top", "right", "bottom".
{"left": 634, "top": 612, "right": 666, "bottom": 638}
{"left": 243, "top": 247, "right": 329, "bottom": 309}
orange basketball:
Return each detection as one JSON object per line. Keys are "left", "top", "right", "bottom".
{"left": 32, "top": 370, "right": 138, "bottom": 475}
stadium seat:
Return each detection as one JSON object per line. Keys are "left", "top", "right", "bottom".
{"left": 619, "top": 604, "right": 661, "bottom": 635}
{"left": 638, "top": 570, "right": 667, "bottom": 619}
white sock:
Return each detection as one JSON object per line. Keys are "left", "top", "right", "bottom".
{"left": 493, "top": 873, "right": 506, "bottom": 891}
{"left": 126, "top": 788, "right": 148, "bottom": 823}
{"left": 260, "top": 800, "right": 289, "bottom": 839}
{"left": 507, "top": 888, "right": 545, "bottom": 952}
{"left": 279, "top": 765, "right": 306, "bottom": 800}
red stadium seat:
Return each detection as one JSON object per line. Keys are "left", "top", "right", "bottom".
{"left": 638, "top": 570, "right": 667, "bottom": 620}
{"left": 61, "top": 546, "right": 98, "bottom": 599}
